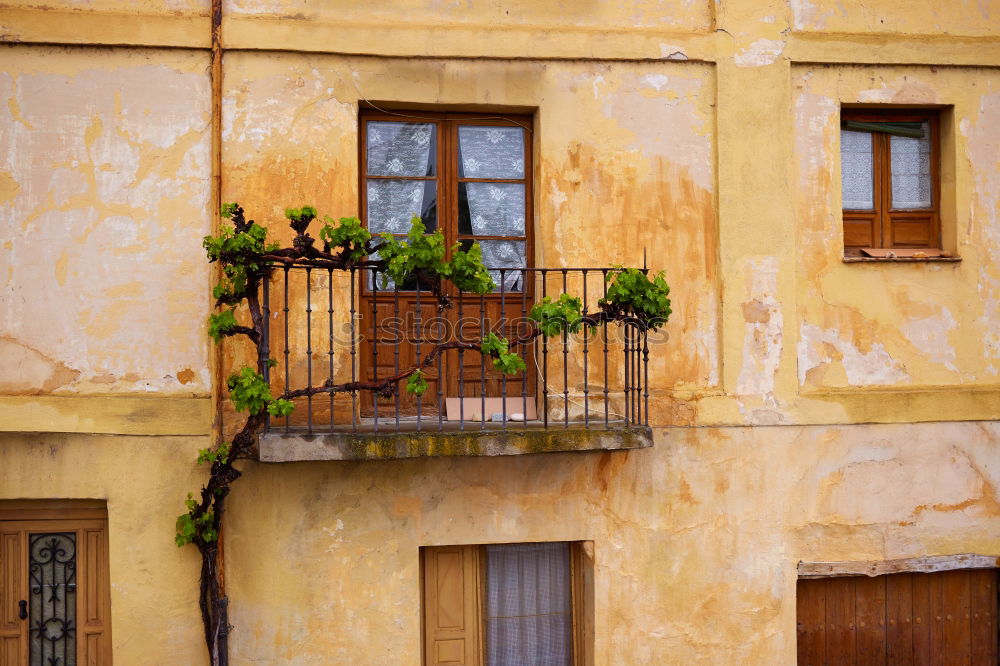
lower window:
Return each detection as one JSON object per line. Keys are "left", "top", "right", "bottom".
{"left": 422, "top": 542, "right": 592, "bottom": 666}
{"left": 0, "top": 502, "right": 113, "bottom": 666}
{"left": 797, "top": 569, "right": 998, "bottom": 664}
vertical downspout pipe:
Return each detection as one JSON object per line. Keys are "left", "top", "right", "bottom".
{"left": 210, "top": 1, "right": 229, "bottom": 665}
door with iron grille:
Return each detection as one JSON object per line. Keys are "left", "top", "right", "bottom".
{"left": 0, "top": 517, "right": 111, "bottom": 666}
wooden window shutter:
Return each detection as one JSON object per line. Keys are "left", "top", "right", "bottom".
{"left": 0, "top": 528, "right": 27, "bottom": 665}
{"left": 422, "top": 546, "right": 482, "bottom": 666}
{"left": 79, "top": 523, "right": 112, "bottom": 665}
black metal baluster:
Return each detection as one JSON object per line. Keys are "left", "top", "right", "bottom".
{"left": 521, "top": 269, "right": 528, "bottom": 428}
{"left": 261, "top": 267, "right": 271, "bottom": 432}
{"left": 602, "top": 269, "right": 609, "bottom": 426}
{"left": 480, "top": 289, "right": 486, "bottom": 431}
{"left": 283, "top": 266, "right": 290, "bottom": 433}
{"left": 562, "top": 269, "right": 569, "bottom": 428}
{"left": 350, "top": 267, "right": 357, "bottom": 433}
{"left": 500, "top": 269, "right": 507, "bottom": 432}
{"left": 372, "top": 268, "right": 379, "bottom": 432}
{"left": 415, "top": 279, "right": 422, "bottom": 432}
{"left": 582, "top": 269, "right": 589, "bottom": 428}
{"left": 643, "top": 328, "right": 650, "bottom": 426}
{"left": 624, "top": 322, "right": 631, "bottom": 426}
{"left": 458, "top": 289, "right": 465, "bottom": 430}
{"left": 437, "top": 313, "right": 444, "bottom": 432}
{"left": 306, "top": 267, "right": 313, "bottom": 435}
{"left": 328, "top": 268, "right": 334, "bottom": 432}
{"left": 393, "top": 283, "right": 400, "bottom": 432}
{"left": 541, "top": 271, "right": 548, "bottom": 430}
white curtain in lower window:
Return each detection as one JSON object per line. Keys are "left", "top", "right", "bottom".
{"left": 485, "top": 541, "right": 573, "bottom": 666}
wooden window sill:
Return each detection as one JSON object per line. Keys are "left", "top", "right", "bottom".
{"left": 843, "top": 255, "right": 962, "bottom": 263}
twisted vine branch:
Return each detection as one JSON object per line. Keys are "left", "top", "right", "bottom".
{"left": 179, "top": 203, "right": 672, "bottom": 666}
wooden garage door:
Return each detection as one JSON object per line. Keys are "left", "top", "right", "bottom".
{"left": 797, "top": 570, "right": 998, "bottom": 665}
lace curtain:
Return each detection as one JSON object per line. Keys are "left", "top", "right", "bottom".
{"left": 366, "top": 122, "right": 436, "bottom": 234}
{"left": 890, "top": 121, "right": 931, "bottom": 209}
{"left": 841, "top": 129, "right": 873, "bottom": 210}
{"left": 485, "top": 542, "right": 573, "bottom": 666}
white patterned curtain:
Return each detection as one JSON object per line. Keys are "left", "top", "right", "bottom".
{"left": 485, "top": 542, "right": 573, "bottom": 666}
{"left": 366, "top": 121, "right": 435, "bottom": 233}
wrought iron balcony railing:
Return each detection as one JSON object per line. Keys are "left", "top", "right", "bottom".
{"left": 260, "top": 265, "right": 651, "bottom": 437}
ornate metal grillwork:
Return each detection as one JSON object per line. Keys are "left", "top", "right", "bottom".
{"left": 29, "top": 533, "right": 76, "bottom": 666}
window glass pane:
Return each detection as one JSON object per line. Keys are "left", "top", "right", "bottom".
{"left": 458, "top": 182, "right": 526, "bottom": 236}
{"left": 366, "top": 121, "right": 436, "bottom": 177}
{"left": 29, "top": 533, "right": 76, "bottom": 666}
{"left": 463, "top": 239, "right": 526, "bottom": 293}
{"left": 485, "top": 542, "right": 572, "bottom": 666}
{"left": 891, "top": 122, "right": 932, "bottom": 209}
{"left": 458, "top": 126, "right": 525, "bottom": 179}
{"left": 366, "top": 179, "right": 437, "bottom": 234}
{"left": 841, "top": 129, "right": 874, "bottom": 210}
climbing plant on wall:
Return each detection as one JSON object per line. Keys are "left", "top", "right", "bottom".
{"left": 178, "top": 203, "right": 672, "bottom": 665}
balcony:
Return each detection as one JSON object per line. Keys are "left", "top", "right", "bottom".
{"left": 257, "top": 265, "right": 655, "bottom": 461}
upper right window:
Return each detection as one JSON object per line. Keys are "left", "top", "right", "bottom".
{"left": 841, "top": 109, "right": 940, "bottom": 256}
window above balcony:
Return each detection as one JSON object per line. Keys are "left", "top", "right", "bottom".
{"left": 253, "top": 110, "right": 663, "bottom": 462}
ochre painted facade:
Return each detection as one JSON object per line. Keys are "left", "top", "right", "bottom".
{"left": 1, "top": 0, "right": 999, "bottom": 663}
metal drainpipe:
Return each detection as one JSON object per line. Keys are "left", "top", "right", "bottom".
{"left": 210, "top": 2, "right": 229, "bottom": 665}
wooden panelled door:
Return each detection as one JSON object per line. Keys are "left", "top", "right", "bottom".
{"left": 359, "top": 110, "right": 535, "bottom": 417}
{"left": 0, "top": 513, "right": 112, "bottom": 666}
{"left": 797, "top": 569, "right": 998, "bottom": 665}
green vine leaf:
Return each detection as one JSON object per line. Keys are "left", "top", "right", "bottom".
{"left": 599, "top": 268, "right": 672, "bottom": 329}
{"left": 480, "top": 332, "right": 527, "bottom": 374}
{"left": 406, "top": 370, "right": 429, "bottom": 396}
{"left": 375, "top": 217, "right": 447, "bottom": 287}
{"left": 266, "top": 398, "right": 295, "bottom": 417}
{"left": 227, "top": 367, "right": 269, "bottom": 414}
{"left": 319, "top": 216, "right": 372, "bottom": 260}
{"left": 207, "top": 309, "right": 239, "bottom": 342}
{"left": 284, "top": 206, "right": 317, "bottom": 225}
{"left": 448, "top": 242, "right": 496, "bottom": 295}
{"left": 529, "top": 294, "right": 584, "bottom": 337}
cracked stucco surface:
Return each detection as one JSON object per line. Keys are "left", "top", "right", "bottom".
{"left": 1, "top": 47, "right": 213, "bottom": 395}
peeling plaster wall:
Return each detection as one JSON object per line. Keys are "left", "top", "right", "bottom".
{"left": 0, "top": 46, "right": 213, "bottom": 395}
{"left": 793, "top": 66, "right": 1000, "bottom": 392}
{"left": 224, "top": 422, "right": 1000, "bottom": 664}
{"left": 0, "top": 433, "right": 209, "bottom": 664}
{"left": 792, "top": 0, "right": 1000, "bottom": 36}
{"left": 224, "top": 0, "right": 713, "bottom": 32}
{"left": 3, "top": 0, "right": 209, "bottom": 16}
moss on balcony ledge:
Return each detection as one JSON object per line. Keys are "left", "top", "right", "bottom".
{"left": 258, "top": 425, "right": 653, "bottom": 462}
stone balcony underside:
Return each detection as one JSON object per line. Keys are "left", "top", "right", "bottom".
{"left": 258, "top": 423, "right": 653, "bottom": 462}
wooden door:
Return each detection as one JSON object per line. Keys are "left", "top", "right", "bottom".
{"left": 0, "top": 518, "right": 112, "bottom": 666}
{"left": 359, "top": 111, "right": 535, "bottom": 419}
{"left": 797, "top": 569, "right": 998, "bottom": 665}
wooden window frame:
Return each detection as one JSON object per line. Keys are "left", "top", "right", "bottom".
{"left": 841, "top": 108, "right": 941, "bottom": 257}
{"left": 358, "top": 109, "right": 535, "bottom": 287}
{"left": 420, "top": 542, "right": 593, "bottom": 666}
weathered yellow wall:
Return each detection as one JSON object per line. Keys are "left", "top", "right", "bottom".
{"left": 794, "top": 65, "right": 1000, "bottom": 393}
{"left": 0, "top": 433, "right": 209, "bottom": 664}
{"left": 792, "top": 0, "right": 1000, "bottom": 36}
{"left": 2, "top": 0, "right": 1000, "bottom": 664}
{"left": 225, "top": 423, "right": 1000, "bottom": 663}
{"left": 1, "top": 46, "right": 213, "bottom": 399}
